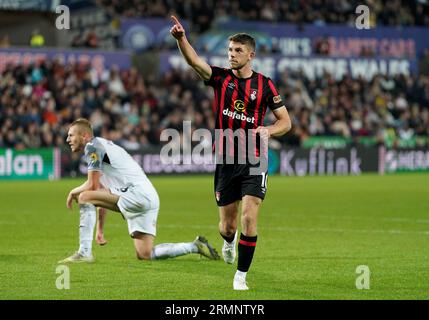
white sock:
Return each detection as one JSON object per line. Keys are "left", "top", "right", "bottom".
{"left": 151, "top": 242, "right": 198, "bottom": 260}
{"left": 235, "top": 270, "right": 247, "bottom": 280}
{"left": 78, "top": 204, "right": 96, "bottom": 257}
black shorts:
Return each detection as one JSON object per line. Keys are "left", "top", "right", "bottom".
{"left": 214, "top": 164, "right": 268, "bottom": 206}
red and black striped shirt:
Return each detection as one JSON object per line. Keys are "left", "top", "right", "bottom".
{"left": 204, "top": 66, "right": 284, "bottom": 162}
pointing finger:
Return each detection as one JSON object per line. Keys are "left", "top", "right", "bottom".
{"left": 171, "top": 15, "right": 180, "bottom": 25}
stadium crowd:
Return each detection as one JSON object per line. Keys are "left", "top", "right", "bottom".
{"left": 1, "top": 59, "right": 428, "bottom": 151}
{"left": 97, "top": 0, "right": 429, "bottom": 30}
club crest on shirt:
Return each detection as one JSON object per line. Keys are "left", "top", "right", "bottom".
{"left": 89, "top": 152, "right": 99, "bottom": 162}
{"left": 250, "top": 89, "right": 257, "bottom": 101}
{"left": 273, "top": 95, "right": 282, "bottom": 104}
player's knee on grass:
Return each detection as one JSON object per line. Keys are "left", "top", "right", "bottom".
{"left": 132, "top": 231, "right": 154, "bottom": 260}
{"left": 135, "top": 250, "right": 152, "bottom": 260}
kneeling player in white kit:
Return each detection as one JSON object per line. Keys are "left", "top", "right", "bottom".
{"left": 58, "top": 118, "right": 219, "bottom": 263}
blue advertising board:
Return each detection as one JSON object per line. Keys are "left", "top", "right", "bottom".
{"left": 121, "top": 18, "right": 190, "bottom": 52}
{"left": 0, "top": 0, "right": 93, "bottom": 11}
{"left": 0, "top": 47, "right": 132, "bottom": 74}
{"left": 198, "top": 21, "right": 429, "bottom": 58}
{"left": 159, "top": 52, "right": 417, "bottom": 81}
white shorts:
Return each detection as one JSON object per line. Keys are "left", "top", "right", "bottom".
{"left": 110, "top": 184, "right": 159, "bottom": 237}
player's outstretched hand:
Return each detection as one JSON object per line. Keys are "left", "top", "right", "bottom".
{"left": 170, "top": 15, "right": 185, "bottom": 39}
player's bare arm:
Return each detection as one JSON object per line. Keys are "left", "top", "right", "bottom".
{"left": 66, "top": 170, "right": 101, "bottom": 209}
{"left": 67, "top": 180, "right": 90, "bottom": 209}
{"left": 255, "top": 106, "right": 292, "bottom": 138}
{"left": 170, "top": 15, "right": 212, "bottom": 81}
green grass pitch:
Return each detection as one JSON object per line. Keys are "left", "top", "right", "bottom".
{"left": 0, "top": 174, "right": 428, "bottom": 299}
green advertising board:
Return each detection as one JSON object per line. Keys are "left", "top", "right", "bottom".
{"left": 302, "top": 136, "right": 428, "bottom": 149}
{"left": 302, "top": 136, "right": 350, "bottom": 149}
{"left": 382, "top": 148, "right": 429, "bottom": 173}
{"left": 0, "top": 148, "right": 61, "bottom": 180}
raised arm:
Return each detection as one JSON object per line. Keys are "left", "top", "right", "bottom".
{"left": 170, "top": 15, "right": 212, "bottom": 81}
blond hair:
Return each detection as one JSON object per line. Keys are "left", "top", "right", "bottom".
{"left": 70, "top": 118, "right": 94, "bottom": 137}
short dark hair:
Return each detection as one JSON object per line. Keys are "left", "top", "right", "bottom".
{"left": 228, "top": 33, "right": 255, "bottom": 51}
{"left": 70, "top": 118, "right": 94, "bottom": 137}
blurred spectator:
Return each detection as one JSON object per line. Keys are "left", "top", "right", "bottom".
{"left": 29, "top": 29, "right": 45, "bottom": 47}
{"left": 108, "top": 67, "right": 126, "bottom": 96}
{"left": 84, "top": 28, "right": 99, "bottom": 48}
{"left": 71, "top": 33, "right": 84, "bottom": 47}
{"left": 96, "top": 0, "right": 429, "bottom": 29}
{"left": 360, "top": 46, "right": 376, "bottom": 57}
{"left": 419, "top": 49, "right": 429, "bottom": 77}
{"left": 314, "top": 37, "right": 330, "bottom": 55}
{"left": 0, "top": 34, "right": 11, "bottom": 48}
